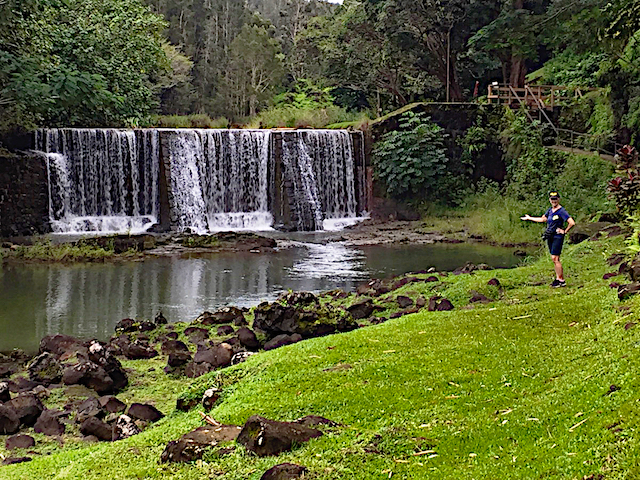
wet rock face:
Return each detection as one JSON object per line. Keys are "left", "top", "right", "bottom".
{"left": 253, "top": 292, "right": 357, "bottom": 340}
{"left": 160, "top": 425, "right": 242, "bottom": 463}
{"left": 260, "top": 463, "right": 308, "bottom": 480}
{"left": 237, "top": 415, "right": 323, "bottom": 457}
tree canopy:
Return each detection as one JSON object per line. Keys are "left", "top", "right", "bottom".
{"left": 1, "top": 0, "right": 640, "bottom": 140}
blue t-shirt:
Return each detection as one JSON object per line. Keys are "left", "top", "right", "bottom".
{"left": 544, "top": 207, "right": 571, "bottom": 237}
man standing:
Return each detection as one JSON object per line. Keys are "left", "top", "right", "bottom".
{"left": 520, "top": 191, "right": 576, "bottom": 287}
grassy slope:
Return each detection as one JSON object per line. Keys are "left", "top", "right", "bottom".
{"left": 3, "top": 237, "right": 640, "bottom": 479}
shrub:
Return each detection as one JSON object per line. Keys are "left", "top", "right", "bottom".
{"left": 148, "top": 114, "right": 229, "bottom": 129}
{"left": 372, "top": 111, "right": 449, "bottom": 200}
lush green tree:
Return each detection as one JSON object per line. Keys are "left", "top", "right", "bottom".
{"left": 222, "top": 14, "right": 285, "bottom": 118}
{"left": 0, "top": 0, "right": 169, "bottom": 128}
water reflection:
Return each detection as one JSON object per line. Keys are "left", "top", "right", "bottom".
{"left": 0, "top": 242, "right": 525, "bottom": 352}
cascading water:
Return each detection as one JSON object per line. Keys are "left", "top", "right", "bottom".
{"left": 35, "top": 129, "right": 159, "bottom": 233}
{"left": 34, "top": 128, "right": 363, "bottom": 234}
{"left": 163, "top": 129, "right": 273, "bottom": 233}
{"left": 281, "top": 130, "right": 359, "bottom": 231}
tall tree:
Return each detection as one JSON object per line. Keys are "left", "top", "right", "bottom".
{"left": 223, "top": 14, "right": 285, "bottom": 118}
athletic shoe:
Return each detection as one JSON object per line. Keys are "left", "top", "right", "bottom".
{"left": 551, "top": 279, "right": 566, "bottom": 288}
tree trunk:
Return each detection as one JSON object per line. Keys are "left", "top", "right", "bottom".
{"left": 509, "top": 55, "right": 527, "bottom": 88}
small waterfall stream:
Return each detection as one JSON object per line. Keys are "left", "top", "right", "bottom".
{"left": 164, "top": 129, "right": 273, "bottom": 233}
{"left": 35, "top": 129, "right": 160, "bottom": 233}
{"left": 34, "top": 128, "right": 363, "bottom": 234}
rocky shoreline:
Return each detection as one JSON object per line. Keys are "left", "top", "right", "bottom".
{"left": 0, "top": 261, "right": 502, "bottom": 471}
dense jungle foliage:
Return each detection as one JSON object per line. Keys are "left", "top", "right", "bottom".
{"left": 0, "top": 0, "right": 639, "bottom": 134}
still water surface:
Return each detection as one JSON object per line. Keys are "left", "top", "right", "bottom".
{"left": 0, "top": 242, "right": 527, "bottom": 352}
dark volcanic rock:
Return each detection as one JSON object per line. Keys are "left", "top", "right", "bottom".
{"left": 115, "top": 318, "right": 137, "bottom": 333}
{"left": 39, "top": 334, "right": 87, "bottom": 357}
{"left": 237, "top": 327, "right": 261, "bottom": 351}
{"left": 197, "top": 307, "right": 246, "bottom": 326}
{"left": 160, "top": 425, "right": 241, "bottom": 463}
{"left": 346, "top": 299, "right": 376, "bottom": 320}
{"left": 88, "top": 342, "right": 128, "bottom": 391}
{"left": 138, "top": 320, "right": 156, "bottom": 332}
{"left": 254, "top": 292, "right": 356, "bottom": 340}
{"left": 62, "top": 361, "right": 114, "bottom": 394}
{"left": 217, "top": 325, "right": 235, "bottom": 336}
{"left": 237, "top": 415, "right": 323, "bottom": 457}
{"left": 161, "top": 340, "right": 190, "bottom": 355}
{"left": 2, "top": 456, "right": 32, "bottom": 465}
{"left": 34, "top": 409, "right": 65, "bottom": 436}
{"left": 292, "top": 415, "right": 338, "bottom": 428}
{"left": 0, "top": 361, "right": 19, "bottom": 379}
{"left": 167, "top": 351, "right": 192, "bottom": 369}
{"left": 193, "top": 345, "right": 232, "bottom": 369}
{"left": 127, "top": 403, "right": 164, "bottom": 423}
{"left": 5, "top": 434, "right": 35, "bottom": 450}
{"left": 184, "top": 327, "right": 210, "bottom": 343}
{"left": 469, "top": 291, "right": 492, "bottom": 303}
{"left": 487, "top": 278, "right": 501, "bottom": 287}
{"left": 122, "top": 341, "right": 158, "bottom": 360}
{"left": 428, "top": 296, "right": 454, "bottom": 312}
{"left": 396, "top": 295, "right": 414, "bottom": 308}
{"left": 7, "top": 394, "right": 44, "bottom": 427}
{"left": 264, "top": 334, "right": 303, "bottom": 351}
{"left": 98, "top": 395, "right": 127, "bottom": 414}
{"left": 75, "top": 397, "right": 105, "bottom": 423}
{"left": 0, "top": 404, "right": 20, "bottom": 435}
{"left": 260, "top": 463, "right": 308, "bottom": 480}
{"left": 28, "top": 352, "right": 63, "bottom": 385}
{"left": 231, "top": 351, "right": 257, "bottom": 365}
{"left": 619, "top": 282, "right": 640, "bottom": 300}
{"left": 453, "top": 262, "right": 477, "bottom": 275}
{"left": 80, "top": 417, "right": 112, "bottom": 441}
{"left": 8, "top": 378, "right": 39, "bottom": 393}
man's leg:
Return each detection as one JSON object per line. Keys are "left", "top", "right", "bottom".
{"left": 551, "top": 254, "right": 564, "bottom": 280}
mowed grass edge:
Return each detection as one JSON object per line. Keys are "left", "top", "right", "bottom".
{"left": 3, "top": 236, "right": 640, "bottom": 479}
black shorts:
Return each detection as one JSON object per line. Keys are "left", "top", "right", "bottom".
{"left": 547, "top": 235, "right": 564, "bottom": 256}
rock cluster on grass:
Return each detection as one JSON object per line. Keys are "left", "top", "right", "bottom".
{"left": 161, "top": 413, "right": 335, "bottom": 470}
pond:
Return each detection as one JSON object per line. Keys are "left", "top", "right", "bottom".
{"left": 0, "top": 241, "right": 529, "bottom": 353}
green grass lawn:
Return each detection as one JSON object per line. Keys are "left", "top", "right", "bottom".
{"left": 3, "top": 236, "right": 640, "bottom": 479}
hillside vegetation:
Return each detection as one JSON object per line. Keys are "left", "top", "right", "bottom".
{"left": 3, "top": 234, "right": 640, "bottom": 479}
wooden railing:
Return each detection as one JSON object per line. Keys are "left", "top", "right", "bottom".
{"left": 487, "top": 84, "right": 596, "bottom": 110}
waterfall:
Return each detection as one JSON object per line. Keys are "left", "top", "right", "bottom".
{"left": 35, "top": 129, "right": 159, "bottom": 234}
{"left": 281, "top": 130, "right": 358, "bottom": 231}
{"left": 163, "top": 129, "right": 273, "bottom": 233}
{"left": 34, "top": 128, "right": 362, "bottom": 234}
